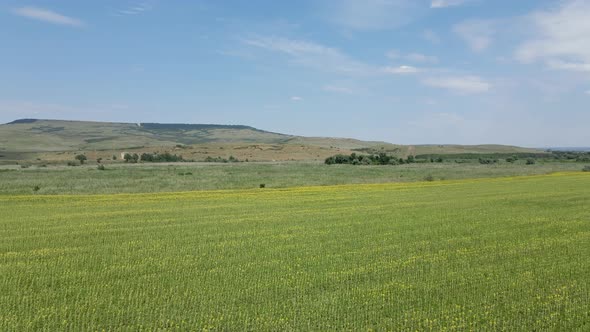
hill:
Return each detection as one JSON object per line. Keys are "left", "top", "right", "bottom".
{"left": 0, "top": 119, "right": 544, "bottom": 163}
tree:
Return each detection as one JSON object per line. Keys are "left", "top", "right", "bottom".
{"left": 124, "top": 153, "right": 139, "bottom": 163}
{"left": 75, "top": 154, "right": 87, "bottom": 165}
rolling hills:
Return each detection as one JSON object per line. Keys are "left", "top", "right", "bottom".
{"left": 0, "top": 119, "right": 544, "bottom": 163}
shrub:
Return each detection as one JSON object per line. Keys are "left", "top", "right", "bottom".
{"left": 97, "top": 164, "right": 106, "bottom": 171}
{"left": 526, "top": 159, "right": 536, "bottom": 165}
{"left": 479, "top": 158, "right": 498, "bottom": 165}
{"left": 583, "top": 166, "right": 590, "bottom": 172}
{"left": 260, "top": 184, "right": 266, "bottom": 188}
{"left": 67, "top": 161, "right": 79, "bottom": 167}
{"left": 124, "top": 153, "right": 139, "bottom": 163}
{"left": 424, "top": 175, "right": 435, "bottom": 182}
{"left": 75, "top": 154, "right": 87, "bottom": 165}
{"left": 33, "top": 185, "right": 40, "bottom": 192}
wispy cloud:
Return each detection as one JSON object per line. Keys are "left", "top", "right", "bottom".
{"left": 12, "top": 6, "right": 84, "bottom": 27}
{"left": 384, "top": 65, "right": 422, "bottom": 75}
{"left": 290, "top": 96, "right": 303, "bottom": 101}
{"left": 430, "top": 0, "right": 471, "bottom": 8}
{"left": 515, "top": 0, "right": 590, "bottom": 73}
{"left": 454, "top": 19, "right": 496, "bottom": 52}
{"left": 387, "top": 50, "right": 438, "bottom": 63}
{"left": 242, "top": 36, "right": 376, "bottom": 75}
{"left": 115, "top": 1, "right": 155, "bottom": 16}
{"left": 321, "top": 0, "right": 426, "bottom": 31}
{"left": 422, "top": 76, "right": 491, "bottom": 94}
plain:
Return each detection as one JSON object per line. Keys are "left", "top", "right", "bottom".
{"left": 1, "top": 173, "right": 589, "bottom": 330}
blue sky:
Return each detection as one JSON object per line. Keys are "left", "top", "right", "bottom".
{"left": 1, "top": 0, "right": 589, "bottom": 147}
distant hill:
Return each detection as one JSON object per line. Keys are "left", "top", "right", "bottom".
{"left": 0, "top": 119, "right": 293, "bottom": 152}
{"left": 0, "top": 119, "right": 544, "bottom": 162}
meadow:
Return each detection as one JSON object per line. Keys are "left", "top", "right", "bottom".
{"left": 1, "top": 173, "right": 589, "bottom": 330}
{"left": 0, "top": 161, "right": 584, "bottom": 195}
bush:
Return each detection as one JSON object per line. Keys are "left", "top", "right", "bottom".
{"left": 526, "top": 159, "right": 536, "bottom": 165}
{"left": 33, "top": 185, "right": 40, "bottom": 192}
{"left": 479, "top": 158, "right": 498, "bottom": 165}
{"left": 583, "top": 166, "right": 590, "bottom": 172}
{"left": 67, "top": 161, "right": 79, "bottom": 167}
{"left": 325, "top": 152, "right": 400, "bottom": 166}
{"left": 259, "top": 184, "right": 266, "bottom": 188}
{"left": 97, "top": 164, "right": 106, "bottom": 171}
{"left": 124, "top": 153, "right": 139, "bottom": 163}
{"left": 141, "top": 152, "right": 185, "bottom": 163}
{"left": 424, "top": 175, "right": 435, "bottom": 182}
{"left": 75, "top": 154, "right": 87, "bottom": 165}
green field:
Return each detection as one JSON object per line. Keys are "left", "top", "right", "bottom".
{"left": 0, "top": 161, "right": 585, "bottom": 195}
{"left": 1, "top": 173, "right": 589, "bottom": 330}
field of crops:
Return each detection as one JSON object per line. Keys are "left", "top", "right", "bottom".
{"left": 1, "top": 173, "right": 589, "bottom": 330}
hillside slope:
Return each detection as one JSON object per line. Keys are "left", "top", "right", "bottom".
{"left": 0, "top": 119, "right": 293, "bottom": 152}
{"left": 0, "top": 119, "right": 544, "bottom": 162}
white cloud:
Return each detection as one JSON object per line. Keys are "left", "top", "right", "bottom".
{"left": 422, "top": 76, "right": 491, "bottom": 94}
{"left": 321, "top": 0, "right": 426, "bottom": 31}
{"left": 546, "top": 60, "right": 590, "bottom": 73}
{"left": 454, "top": 19, "right": 495, "bottom": 52}
{"left": 515, "top": 0, "right": 590, "bottom": 73}
{"left": 13, "top": 6, "right": 84, "bottom": 27}
{"left": 243, "top": 36, "right": 375, "bottom": 75}
{"left": 430, "top": 0, "right": 469, "bottom": 8}
{"left": 586, "top": 90, "right": 590, "bottom": 95}
{"left": 290, "top": 96, "right": 303, "bottom": 101}
{"left": 384, "top": 65, "right": 421, "bottom": 75}
{"left": 115, "top": 1, "right": 155, "bottom": 16}
{"left": 387, "top": 50, "right": 438, "bottom": 63}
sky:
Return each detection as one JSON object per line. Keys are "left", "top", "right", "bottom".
{"left": 0, "top": 0, "right": 589, "bottom": 147}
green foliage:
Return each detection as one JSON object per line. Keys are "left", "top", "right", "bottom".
{"left": 424, "top": 175, "right": 435, "bottom": 182}
{"left": 97, "top": 164, "right": 106, "bottom": 171}
{"left": 325, "top": 152, "right": 400, "bottom": 165}
{"left": 526, "top": 158, "right": 536, "bottom": 165}
{"left": 75, "top": 154, "right": 87, "bottom": 164}
{"left": 67, "top": 161, "right": 79, "bottom": 167}
{"left": 32, "top": 185, "right": 40, "bottom": 192}
{"left": 124, "top": 153, "right": 139, "bottom": 163}
{"left": 204, "top": 156, "right": 240, "bottom": 163}
{"left": 1, "top": 174, "right": 589, "bottom": 330}
{"left": 140, "top": 152, "right": 185, "bottom": 163}
{"left": 583, "top": 165, "right": 590, "bottom": 172}
{"left": 478, "top": 158, "right": 498, "bottom": 165}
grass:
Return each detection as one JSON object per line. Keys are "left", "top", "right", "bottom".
{"left": 1, "top": 173, "right": 589, "bottom": 330}
{"left": 0, "top": 161, "right": 583, "bottom": 195}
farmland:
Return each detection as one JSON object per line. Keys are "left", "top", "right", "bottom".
{"left": 0, "top": 161, "right": 585, "bottom": 195}
{"left": 1, "top": 172, "right": 589, "bottom": 330}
